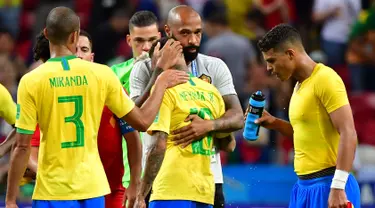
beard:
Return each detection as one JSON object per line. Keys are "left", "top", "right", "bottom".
{"left": 171, "top": 34, "right": 199, "bottom": 63}
{"left": 183, "top": 45, "right": 199, "bottom": 63}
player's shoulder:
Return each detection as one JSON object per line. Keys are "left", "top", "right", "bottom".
{"left": 314, "top": 63, "right": 342, "bottom": 81}
{"left": 111, "top": 58, "right": 134, "bottom": 70}
{"left": 197, "top": 53, "right": 225, "bottom": 64}
{"left": 133, "top": 58, "right": 151, "bottom": 71}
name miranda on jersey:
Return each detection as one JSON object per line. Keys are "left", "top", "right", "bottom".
{"left": 49, "top": 75, "right": 88, "bottom": 88}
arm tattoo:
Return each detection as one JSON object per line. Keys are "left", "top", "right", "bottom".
{"left": 139, "top": 131, "right": 167, "bottom": 197}
{"left": 213, "top": 94, "right": 244, "bottom": 132}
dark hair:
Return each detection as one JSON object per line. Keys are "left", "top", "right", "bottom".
{"left": 257, "top": 24, "right": 302, "bottom": 52}
{"left": 149, "top": 37, "right": 171, "bottom": 58}
{"left": 79, "top": 29, "right": 93, "bottom": 49}
{"left": 129, "top": 11, "right": 158, "bottom": 31}
{"left": 45, "top": 6, "right": 80, "bottom": 45}
{"left": 33, "top": 31, "right": 50, "bottom": 62}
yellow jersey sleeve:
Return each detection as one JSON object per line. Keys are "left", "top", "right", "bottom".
{"left": 314, "top": 70, "right": 349, "bottom": 113}
{"left": 0, "top": 84, "right": 16, "bottom": 125}
{"left": 15, "top": 76, "right": 37, "bottom": 134}
{"left": 105, "top": 67, "right": 135, "bottom": 118}
{"left": 147, "top": 90, "right": 174, "bottom": 135}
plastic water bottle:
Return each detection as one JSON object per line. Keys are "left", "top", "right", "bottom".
{"left": 243, "top": 91, "right": 266, "bottom": 141}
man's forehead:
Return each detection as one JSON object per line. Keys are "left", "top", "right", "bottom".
{"left": 78, "top": 36, "right": 90, "bottom": 47}
{"left": 131, "top": 24, "right": 159, "bottom": 35}
{"left": 171, "top": 15, "right": 202, "bottom": 30}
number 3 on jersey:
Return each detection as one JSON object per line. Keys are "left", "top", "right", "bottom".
{"left": 58, "top": 95, "right": 84, "bottom": 148}
{"left": 190, "top": 107, "right": 214, "bottom": 156}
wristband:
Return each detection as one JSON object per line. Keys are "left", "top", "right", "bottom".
{"left": 330, "top": 169, "right": 349, "bottom": 189}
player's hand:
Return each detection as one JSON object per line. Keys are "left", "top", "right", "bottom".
{"left": 155, "top": 39, "right": 183, "bottom": 70}
{"left": 328, "top": 188, "right": 349, "bottom": 208}
{"left": 134, "top": 196, "right": 146, "bottom": 208}
{"left": 123, "top": 182, "right": 138, "bottom": 208}
{"left": 5, "top": 202, "right": 18, "bottom": 208}
{"left": 172, "top": 115, "right": 213, "bottom": 148}
{"left": 248, "top": 109, "right": 276, "bottom": 129}
{"left": 156, "top": 70, "right": 189, "bottom": 89}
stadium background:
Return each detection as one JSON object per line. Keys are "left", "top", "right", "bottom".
{"left": 0, "top": 0, "right": 375, "bottom": 207}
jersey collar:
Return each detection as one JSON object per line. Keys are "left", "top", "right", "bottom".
{"left": 47, "top": 55, "right": 77, "bottom": 62}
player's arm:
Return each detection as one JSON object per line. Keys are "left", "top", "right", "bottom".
{"left": 6, "top": 133, "right": 33, "bottom": 204}
{"left": 0, "top": 129, "right": 16, "bottom": 158}
{"left": 118, "top": 118, "right": 142, "bottom": 208}
{"left": 254, "top": 110, "right": 294, "bottom": 139}
{"left": 132, "top": 67, "right": 163, "bottom": 107}
{"left": 6, "top": 75, "right": 37, "bottom": 206}
{"left": 213, "top": 94, "right": 245, "bottom": 132}
{"left": 138, "top": 131, "right": 167, "bottom": 198}
{"left": 215, "top": 133, "right": 236, "bottom": 152}
{"left": 330, "top": 105, "right": 357, "bottom": 173}
{"left": 119, "top": 119, "right": 142, "bottom": 186}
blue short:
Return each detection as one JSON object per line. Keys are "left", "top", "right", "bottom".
{"left": 289, "top": 174, "right": 360, "bottom": 208}
{"left": 32, "top": 196, "right": 104, "bottom": 208}
{"left": 149, "top": 200, "right": 213, "bottom": 208}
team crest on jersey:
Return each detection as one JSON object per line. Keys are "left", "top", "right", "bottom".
{"left": 199, "top": 74, "right": 212, "bottom": 84}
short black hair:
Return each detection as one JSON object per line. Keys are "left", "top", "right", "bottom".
{"left": 33, "top": 30, "right": 50, "bottom": 62}
{"left": 45, "top": 6, "right": 80, "bottom": 45}
{"left": 129, "top": 11, "right": 158, "bottom": 31}
{"left": 79, "top": 29, "right": 93, "bottom": 49}
{"left": 149, "top": 37, "right": 171, "bottom": 58}
{"left": 258, "top": 24, "right": 302, "bottom": 52}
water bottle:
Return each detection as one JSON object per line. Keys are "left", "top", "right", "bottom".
{"left": 243, "top": 91, "right": 266, "bottom": 141}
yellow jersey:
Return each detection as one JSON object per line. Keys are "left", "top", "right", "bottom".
{"left": 289, "top": 63, "right": 349, "bottom": 175}
{"left": 15, "top": 55, "right": 135, "bottom": 200}
{"left": 0, "top": 83, "right": 16, "bottom": 125}
{"left": 147, "top": 76, "right": 227, "bottom": 205}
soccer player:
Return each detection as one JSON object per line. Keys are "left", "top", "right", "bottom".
{"left": 5, "top": 6, "right": 188, "bottom": 208}
{"left": 130, "top": 6, "right": 243, "bottom": 208}
{"left": 135, "top": 37, "right": 231, "bottom": 208}
{"left": 27, "top": 29, "right": 143, "bottom": 208}
{"left": 110, "top": 11, "right": 161, "bottom": 202}
{"left": 255, "top": 24, "right": 360, "bottom": 208}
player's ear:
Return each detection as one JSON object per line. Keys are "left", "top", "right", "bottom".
{"left": 43, "top": 28, "right": 49, "bottom": 40}
{"left": 164, "top": 25, "right": 171, "bottom": 37}
{"left": 285, "top": 49, "right": 296, "bottom": 60}
{"left": 91, "top": 53, "right": 95, "bottom": 62}
{"left": 126, "top": 34, "right": 131, "bottom": 47}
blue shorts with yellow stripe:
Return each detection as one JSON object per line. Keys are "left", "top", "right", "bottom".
{"left": 32, "top": 196, "right": 104, "bottom": 208}
{"left": 289, "top": 174, "right": 360, "bottom": 208}
{"left": 150, "top": 200, "right": 213, "bottom": 208}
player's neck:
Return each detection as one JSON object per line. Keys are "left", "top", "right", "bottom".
{"left": 49, "top": 45, "right": 74, "bottom": 59}
{"left": 293, "top": 56, "right": 317, "bottom": 83}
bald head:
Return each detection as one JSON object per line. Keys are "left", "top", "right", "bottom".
{"left": 45, "top": 6, "right": 80, "bottom": 45}
{"left": 167, "top": 5, "right": 201, "bottom": 26}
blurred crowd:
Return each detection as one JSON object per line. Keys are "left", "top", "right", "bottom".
{"left": 1, "top": 0, "right": 375, "bottom": 200}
